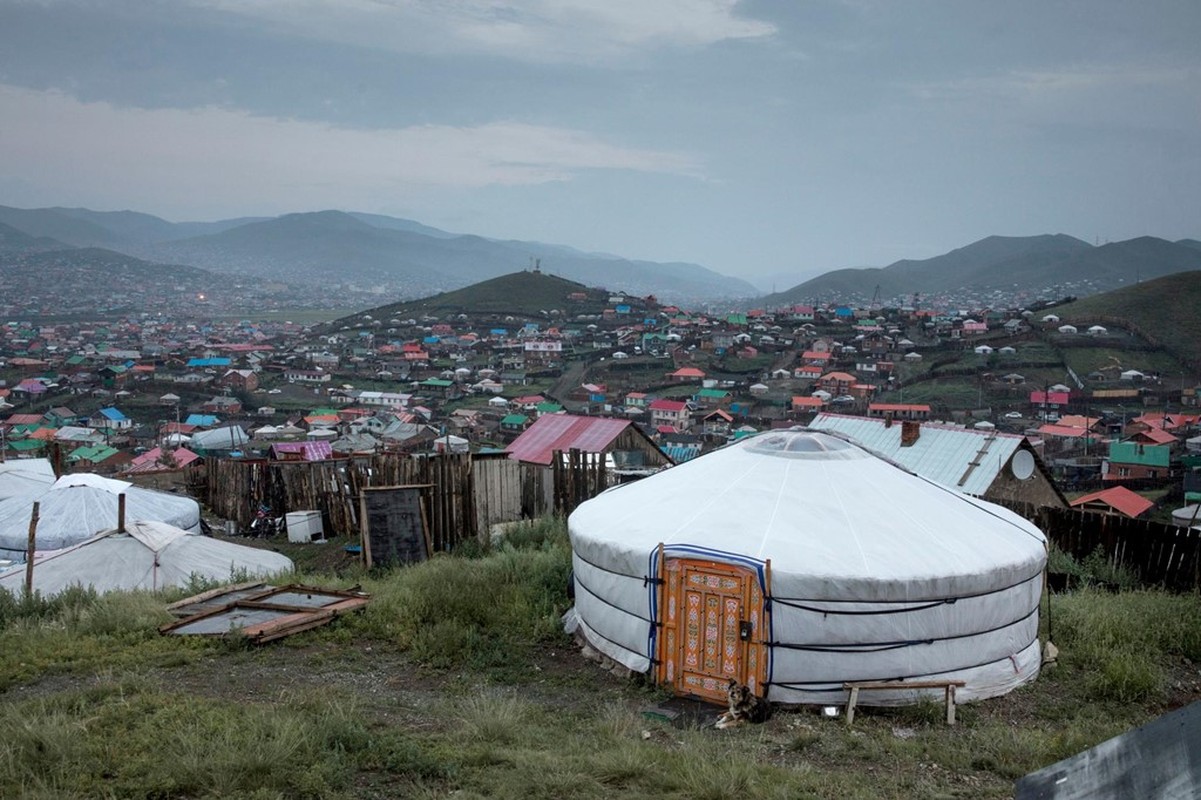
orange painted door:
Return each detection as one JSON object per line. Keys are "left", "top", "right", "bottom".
{"left": 658, "top": 558, "right": 766, "bottom": 703}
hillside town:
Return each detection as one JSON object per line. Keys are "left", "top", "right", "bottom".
{"left": 1, "top": 269, "right": 1198, "bottom": 532}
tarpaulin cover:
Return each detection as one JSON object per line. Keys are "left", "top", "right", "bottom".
{"left": 0, "top": 519, "right": 293, "bottom": 596}
{"left": 0, "top": 473, "right": 202, "bottom": 560}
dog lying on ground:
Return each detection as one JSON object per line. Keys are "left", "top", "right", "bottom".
{"left": 715, "top": 679, "right": 771, "bottom": 729}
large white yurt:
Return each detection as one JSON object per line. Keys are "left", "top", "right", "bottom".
{"left": 0, "top": 520, "right": 293, "bottom": 597}
{"left": 566, "top": 429, "right": 1048, "bottom": 706}
{"left": 0, "top": 474, "right": 202, "bottom": 561}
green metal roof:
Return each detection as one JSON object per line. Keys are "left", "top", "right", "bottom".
{"left": 1108, "top": 441, "right": 1171, "bottom": 468}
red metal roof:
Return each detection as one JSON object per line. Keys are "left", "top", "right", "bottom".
{"left": 1131, "top": 427, "right": 1178, "bottom": 445}
{"left": 1070, "top": 486, "right": 1154, "bottom": 519}
{"left": 1037, "top": 424, "right": 1090, "bottom": 438}
{"left": 505, "top": 414, "right": 632, "bottom": 465}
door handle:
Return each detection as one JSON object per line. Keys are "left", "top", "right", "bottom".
{"left": 739, "top": 620, "right": 753, "bottom": 641}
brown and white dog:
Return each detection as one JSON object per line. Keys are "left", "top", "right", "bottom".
{"left": 715, "top": 679, "right": 771, "bottom": 729}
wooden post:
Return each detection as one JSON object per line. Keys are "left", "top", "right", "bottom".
{"left": 24, "top": 502, "right": 40, "bottom": 597}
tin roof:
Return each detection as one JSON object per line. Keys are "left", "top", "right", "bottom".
{"left": 506, "top": 414, "right": 632, "bottom": 465}
{"left": 810, "top": 413, "right": 1026, "bottom": 497}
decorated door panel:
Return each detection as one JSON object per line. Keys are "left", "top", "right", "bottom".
{"left": 657, "top": 556, "right": 767, "bottom": 704}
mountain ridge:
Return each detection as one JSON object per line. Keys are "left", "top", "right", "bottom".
{"left": 0, "top": 205, "right": 757, "bottom": 303}
{"left": 761, "top": 233, "right": 1201, "bottom": 307}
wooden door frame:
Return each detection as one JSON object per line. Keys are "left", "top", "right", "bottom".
{"left": 655, "top": 549, "right": 770, "bottom": 702}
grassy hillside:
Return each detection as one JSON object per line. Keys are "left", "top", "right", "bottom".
{"left": 1054, "top": 270, "right": 1201, "bottom": 369}
{"left": 327, "top": 270, "right": 613, "bottom": 329}
{"left": 2, "top": 520, "right": 1200, "bottom": 799}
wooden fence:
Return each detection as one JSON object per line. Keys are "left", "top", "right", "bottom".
{"left": 1001, "top": 501, "right": 1201, "bottom": 592}
{"left": 198, "top": 451, "right": 596, "bottom": 551}
{"left": 552, "top": 449, "right": 610, "bottom": 516}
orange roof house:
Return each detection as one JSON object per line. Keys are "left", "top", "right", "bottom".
{"left": 1070, "top": 486, "right": 1155, "bottom": 519}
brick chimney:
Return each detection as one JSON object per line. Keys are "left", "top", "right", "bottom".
{"left": 900, "top": 420, "right": 921, "bottom": 447}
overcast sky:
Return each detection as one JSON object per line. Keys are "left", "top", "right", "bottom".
{"left": 1, "top": 0, "right": 1198, "bottom": 290}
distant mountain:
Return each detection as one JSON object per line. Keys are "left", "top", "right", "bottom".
{"left": 129, "top": 210, "right": 758, "bottom": 302}
{"left": 761, "top": 234, "right": 1201, "bottom": 307}
{"left": 0, "top": 204, "right": 756, "bottom": 303}
{"left": 50, "top": 207, "right": 269, "bottom": 241}
{"left": 0, "top": 205, "right": 124, "bottom": 247}
{"left": 0, "top": 220, "right": 67, "bottom": 252}
{"left": 345, "top": 212, "right": 461, "bottom": 240}
{"left": 0, "top": 205, "right": 267, "bottom": 247}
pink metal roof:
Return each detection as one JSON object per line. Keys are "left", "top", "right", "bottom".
{"left": 505, "top": 414, "right": 631, "bottom": 465}
{"left": 126, "top": 447, "right": 201, "bottom": 473}
{"left": 271, "top": 441, "right": 333, "bottom": 461}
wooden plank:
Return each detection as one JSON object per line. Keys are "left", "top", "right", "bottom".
{"left": 843, "top": 680, "right": 966, "bottom": 690}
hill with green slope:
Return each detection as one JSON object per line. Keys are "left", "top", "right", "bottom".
{"left": 1053, "top": 270, "right": 1201, "bottom": 370}
{"left": 322, "top": 270, "right": 613, "bottom": 331}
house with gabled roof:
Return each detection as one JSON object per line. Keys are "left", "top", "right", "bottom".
{"left": 90, "top": 407, "right": 132, "bottom": 431}
{"left": 271, "top": 441, "right": 333, "bottom": 462}
{"left": 701, "top": 408, "right": 734, "bottom": 439}
{"left": 648, "top": 398, "right": 692, "bottom": 431}
{"left": 184, "top": 414, "right": 219, "bottom": 428}
{"left": 43, "top": 406, "right": 80, "bottom": 427}
{"left": 868, "top": 403, "right": 931, "bottom": 421}
{"left": 669, "top": 367, "right": 705, "bottom": 383}
{"left": 810, "top": 412, "right": 1066, "bottom": 508}
{"left": 1103, "top": 441, "right": 1171, "bottom": 482}
{"left": 66, "top": 444, "right": 126, "bottom": 472}
{"left": 505, "top": 413, "right": 671, "bottom": 470}
{"left": 1070, "top": 486, "right": 1154, "bottom": 519}
{"left": 818, "top": 372, "right": 856, "bottom": 396}
{"left": 123, "top": 446, "right": 201, "bottom": 474}
{"left": 789, "top": 396, "right": 826, "bottom": 419}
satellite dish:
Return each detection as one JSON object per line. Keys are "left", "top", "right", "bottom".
{"left": 1010, "top": 450, "right": 1036, "bottom": 481}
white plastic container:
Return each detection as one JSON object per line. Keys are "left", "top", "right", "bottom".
{"left": 286, "top": 511, "right": 324, "bottom": 543}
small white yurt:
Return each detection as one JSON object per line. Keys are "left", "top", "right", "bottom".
{"left": 566, "top": 429, "right": 1047, "bottom": 707}
{"left": 0, "top": 520, "right": 293, "bottom": 597}
{"left": 0, "top": 474, "right": 202, "bottom": 561}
